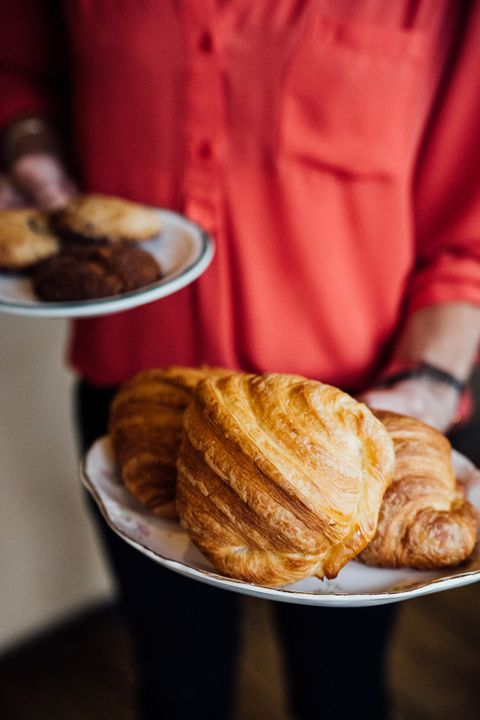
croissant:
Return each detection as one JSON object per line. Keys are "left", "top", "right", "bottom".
{"left": 176, "top": 372, "right": 395, "bottom": 587}
{"left": 360, "top": 411, "right": 478, "bottom": 569}
{"left": 109, "top": 366, "right": 226, "bottom": 517}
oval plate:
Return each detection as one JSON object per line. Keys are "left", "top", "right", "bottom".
{"left": 0, "top": 209, "right": 214, "bottom": 318}
{"left": 82, "top": 437, "right": 480, "bottom": 607}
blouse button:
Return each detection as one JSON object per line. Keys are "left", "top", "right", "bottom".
{"left": 198, "top": 32, "right": 213, "bottom": 53}
{"left": 198, "top": 142, "right": 212, "bottom": 160}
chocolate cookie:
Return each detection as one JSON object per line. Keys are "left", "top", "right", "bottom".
{"left": 32, "top": 242, "right": 162, "bottom": 301}
{"left": 54, "top": 194, "right": 161, "bottom": 244}
{"left": 0, "top": 208, "right": 60, "bottom": 271}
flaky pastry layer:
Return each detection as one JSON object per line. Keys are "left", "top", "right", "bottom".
{"left": 176, "top": 372, "right": 395, "bottom": 586}
{"left": 360, "top": 411, "right": 478, "bottom": 569}
{"left": 109, "top": 366, "right": 227, "bottom": 517}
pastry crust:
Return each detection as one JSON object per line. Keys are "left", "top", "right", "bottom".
{"left": 54, "top": 193, "right": 161, "bottom": 243}
{"left": 176, "top": 372, "right": 395, "bottom": 587}
{"left": 360, "top": 411, "right": 478, "bottom": 569}
{"left": 0, "top": 208, "right": 59, "bottom": 270}
{"left": 109, "top": 366, "right": 229, "bottom": 517}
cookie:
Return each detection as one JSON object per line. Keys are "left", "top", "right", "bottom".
{"left": 0, "top": 208, "right": 60, "bottom": 270}
{"left": 54, "top": 194, "right": 161, "bottom": 244}
{"left": 32, "top": 241, "right": 162, "bottom": 301}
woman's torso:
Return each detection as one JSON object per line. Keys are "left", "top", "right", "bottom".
{"left": 65, "top": 0, "right": 461, "bottom": 389}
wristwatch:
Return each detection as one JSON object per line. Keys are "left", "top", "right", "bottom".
{"left": 375, "top": 360, "right": 467, "bottom": 394}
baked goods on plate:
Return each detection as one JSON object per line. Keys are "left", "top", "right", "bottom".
{"left": 82, "top": 365, "right": 480, "bottom": 604}
{"left": 0, "top": 204, "right": 214, "bottom": 317}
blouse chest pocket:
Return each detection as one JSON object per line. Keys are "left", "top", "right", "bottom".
{"left": 278, "top": 17, "right": 426, "bottom": 178}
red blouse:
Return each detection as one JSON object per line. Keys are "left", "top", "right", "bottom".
{"left": 1, "top": 1, "right": 480, "bottom": 389}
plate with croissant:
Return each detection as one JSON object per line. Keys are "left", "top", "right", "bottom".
{"left": 0, "top": 195, "right": 214, "bottom": 318}
{"left": 82, "top": 367, "right": 480, "bottom": 606}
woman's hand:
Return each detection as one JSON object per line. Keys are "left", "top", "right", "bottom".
{"left": 0, "top": 117, "right": 77, "bottom": 210}
{"left": 360, "top": 303, "right": 480, "bottom": 433}
{"left": 359, "top": 377, "right": 460, "bottom": 433}
{"left": 0, "top": 152, "right": 77, "bottom": 211}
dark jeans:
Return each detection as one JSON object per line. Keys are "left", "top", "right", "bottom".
{"left": 75, "top": 380, "right": 398, "bottom": 720}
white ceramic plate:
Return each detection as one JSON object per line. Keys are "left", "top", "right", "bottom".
{"left": 0, "top": 209, "right": 214, "bottom": 318}
{"left": 82, "top": 437, "right": 480, "bottom": 607}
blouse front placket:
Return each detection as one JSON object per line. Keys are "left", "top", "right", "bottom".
{"left": 179, "top": 1, "right": 225, "bottom": 235}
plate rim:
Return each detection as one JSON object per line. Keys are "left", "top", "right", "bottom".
{"left": 81, "top": 436, "right": 480, "bottom": 606}
{"left": 0, "top": 209, "right": 214, "bottom": 318}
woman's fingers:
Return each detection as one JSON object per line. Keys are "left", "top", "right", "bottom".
{"left": 0, "top": 173, "right": 28, "bottom": 209}
{"left": 33, "top": 178, "right": 77, "bottom": 210}
{"left": 10, "top": 152, "right": 77, "bottom": 210}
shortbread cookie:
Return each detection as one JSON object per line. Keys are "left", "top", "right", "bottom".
{"left": 0, "top": 208, "right": 59, "bottom": 270}
{"left": 54, "top": 194, "right": 161, "bottom": 244}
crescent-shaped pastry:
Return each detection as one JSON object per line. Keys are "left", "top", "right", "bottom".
{"left": 176, "top": 372, "right": 395, "bottom": 587}
{"left": 360, "top": 411, "right": 478, "bottom": 569}
{"left": 109, "top": 366, "right": 227, "bottom": 517}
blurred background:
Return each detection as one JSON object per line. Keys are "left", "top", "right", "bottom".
{"left": 1, "top": 313, "right": 479, "bottom": 719}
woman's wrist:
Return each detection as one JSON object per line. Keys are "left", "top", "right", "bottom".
{"left": 367, "top": 359, "right": 473, "bottom": 429}
{"left": 390, "top": 304, "right": 480, "bottom": 384}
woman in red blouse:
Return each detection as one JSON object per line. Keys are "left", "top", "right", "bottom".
{"left": 2, "top": 2, "right": 480, "bottom": 719}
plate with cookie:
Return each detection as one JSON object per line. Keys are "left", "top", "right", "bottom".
{"left": 82, "top": 367, "right": 480, "bottom": 607}
{"left": 0, "top": 194, "right": 214, "bottom": 318}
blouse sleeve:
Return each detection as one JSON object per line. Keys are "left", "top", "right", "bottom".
{"left": 0, "top": 0, "right": 67, "bottom": 138}
{"left": 409, "top": 5, "right": 480, "bottom": 313}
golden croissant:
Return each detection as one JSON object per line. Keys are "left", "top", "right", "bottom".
{"left": 109, "top": 366, "right": 226, "bottom": 517}
{"left": 360, "top": 411, "right": 478, "bottom": 569}
{"left": 176, "top": 372, "right": 395, "bottom": 587}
